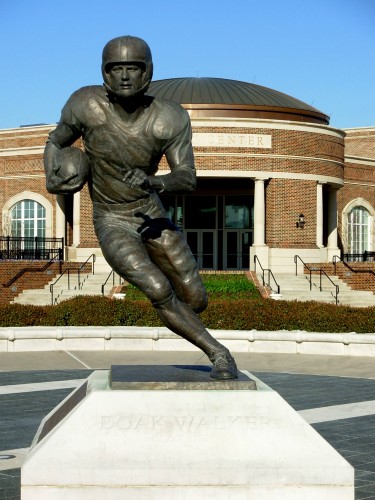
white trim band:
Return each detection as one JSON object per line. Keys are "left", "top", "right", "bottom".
{"left": 0, "top": 327, "right": 374, "bottom": 357}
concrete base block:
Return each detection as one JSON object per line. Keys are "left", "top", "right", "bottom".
{"left": 21, "top": 367, "right": 354, "bottom": 499}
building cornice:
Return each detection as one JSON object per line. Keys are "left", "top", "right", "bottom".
{"left": 345, "top": 156, "right": 375, "bottom": 166}
{"left": 194, "top": 169, "right": 344, "bottom": 187}
{"left": 0, "top": 146, "right": 44, "bottom": 156}
{"left": 190, "top": 117, "right": 345, "bottom": 138}
{"left": 0, "top": 125, "right": 55, "bottom": 134}
{"left": 343, "top": 126, "right": 375, "bottom": 132}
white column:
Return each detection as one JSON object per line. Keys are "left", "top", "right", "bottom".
{"left": 316, "top": 182, "right": 324, "bottom": 248}
{"left": 72, "top": 191, "right": 80, "bottom": 247}
{"left": 55, "top": 195, "right": 66, "bottom": 261}
{"left": 253, "top": 178, "right": 265, "bottom": 246}
{"left": 250, "top": 178, "right": 269, "bottom": 270}
{"left": 55, "top": 195, "right": 66, "bottom": 241}
{"left": 327, "top": 187, "right": 340, "bottom": 261}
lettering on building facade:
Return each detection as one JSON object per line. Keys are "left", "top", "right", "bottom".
{"left": 192, "top": 133, "right": 272, "bottom": 148}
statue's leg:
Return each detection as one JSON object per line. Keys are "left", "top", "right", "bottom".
{"left": 145, "top": 226, "right": 238, "bottom": 379}
{"left": 93, "top": 202, "right": 237, "bottom": 379}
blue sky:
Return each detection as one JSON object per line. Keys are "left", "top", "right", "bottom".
{"left": 0, "top": 0, "right": 374, "bottom": 130}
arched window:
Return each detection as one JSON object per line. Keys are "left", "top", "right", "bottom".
{"left": 347, "top": 206, "right": 369, "bottom": 254}
{"left": 10, "top": 199, "right": 46, "bottom": 238}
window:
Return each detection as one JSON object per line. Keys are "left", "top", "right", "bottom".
{"left": 10, "top": 200, "right": 46, "bottom": 238}
{"left": 347, "top": 206, "right": 369, "bottom": 254}
{"left": 225, "top": 195, "right": 252, "bottom": 229}
{"left": 184, "top": 196, "right": 217, "bottom": 229}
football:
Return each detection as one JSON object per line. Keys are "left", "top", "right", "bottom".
{"left": 54, "top": 147, "right": 90, "bottom": 193}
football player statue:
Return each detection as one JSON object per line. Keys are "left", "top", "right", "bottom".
{"left": 44, "top": 36, "right": 238, "bottom": 380}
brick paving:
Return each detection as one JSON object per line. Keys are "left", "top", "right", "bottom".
{"left": 255, "top": 372, "right": 375, "bottom": 500}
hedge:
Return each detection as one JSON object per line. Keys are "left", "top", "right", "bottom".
{"left": 0, "top": 295, "right": 374, "bottom": 333}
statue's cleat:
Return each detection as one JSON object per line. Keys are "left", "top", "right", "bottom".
{"left": 210, "top": 352, "right": 238, "bottom": 380}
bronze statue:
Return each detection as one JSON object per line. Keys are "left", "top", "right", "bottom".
{"left": 44, "top": 36, "right": 238, "bottom": 379}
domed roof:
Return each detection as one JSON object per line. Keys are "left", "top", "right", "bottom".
{"left": 148, "top": 77, "right": 329, "bottom": 124}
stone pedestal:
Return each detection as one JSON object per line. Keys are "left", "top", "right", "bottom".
{"left": 21, "top": 366, "right": 354, "bottom": 499}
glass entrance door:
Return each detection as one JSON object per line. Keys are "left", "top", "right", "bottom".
{"left": 224, "top": 230, "right": 252, "bottom": 269}
{"left": 160, "top": 186, "right": 254, "bottom": 271}
{"left": 185, "top": 230, "right": 216, "bottom": 270}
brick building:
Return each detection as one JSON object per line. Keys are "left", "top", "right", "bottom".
{"left": 0, "top": 77, "right": 374, "bottom": 273}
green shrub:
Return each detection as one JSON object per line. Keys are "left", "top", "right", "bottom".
{"left": 1, "top": 295, "right": 375, "bottom": 332}
{"left": 201, "top": 274, "right": 258, "bottom": 298}
{"left": 0, "top": 303, "right": 49, "bottom": 326}
{"left": 123, "top": 273, "right": 259, "bottom": 300}
{"left": 122, "top": 284, "right": 148, "bottom": 300}
{"left": 45, "top": 295, "right": 118, "bottom": 326}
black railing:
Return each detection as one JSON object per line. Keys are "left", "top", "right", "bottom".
{"left": 0, "top": 236, "right": 64, "bottom": 261}
{"left": 333, "top": 254, "right": 375, "bottom": 284}
{"left": 3, "top": 252, "right": 63, "bottom": 289}
{"left": 77, "top": 254, "right": 96, "bottom": 289}
{"left": 50, "top": 254, "right": 96, "bottom": 305}
{"left": 50, "top": 268, "right": 73, "bottom": 305}
{"left": 332, "top": 255, "right": 342, "bottom": 276}
{"left": 294, "top": 255, "right": 313, "bottom": 291}
{"left": 253, "top": 255, "right": 280, "bottom": 294}
{"left": 101, "top": 270, "right": 123, "bottom": 295}
{"left": 294, "top": 255, "right": 339, "bottom": 305}
{"left": 342, "top": 251, "right": 375, "bottom": 262}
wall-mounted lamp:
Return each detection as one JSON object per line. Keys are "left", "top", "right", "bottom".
{"left": 296, "top": 214, "right": 305, "bottom": 229}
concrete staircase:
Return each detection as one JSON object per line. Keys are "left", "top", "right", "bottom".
{"left": 13, "top": 269, "right": 375, "bottom": 308}
{"left": 266, "top": 273, "right": 375, "bottom": 308}
{"left": 12, "top": 271, "right": 123, "bottom": 306}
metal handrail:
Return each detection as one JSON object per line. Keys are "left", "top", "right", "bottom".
{"left": 333, "top": 253, "right": 375, "bottom": 281}
{"left": 101, "top": 269, "right": 123, "bottom": 295}
{"left": 319, "top": 269, "right": 339, "bottom": 305}
{"left": 294, "top": 255, "right": 313, "bottom": 290}
{"left": 50, "top": 268, "right": 72, "bottom": 305}
{"left": 77, "top": 254, "right": 96, "bottom": 289}
{"left": 253, "top": 255, "right": 280, "bottom": 294}
{"left": 294, "top": 255, "right": 339, "bottom": 305}
{"left": 50, "top": 254, "right": 96, "bottom": 305}
{"left": 332, "top": 255, "right": 341, "bottom": 275}
{"left": 3, "top": 251, "right": 62, "bottom": 289}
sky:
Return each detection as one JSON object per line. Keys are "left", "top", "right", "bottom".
{"left": 0, "top": 0, "right": 374, "bottom": 130}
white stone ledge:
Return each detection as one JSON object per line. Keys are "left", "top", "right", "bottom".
{"left": 0, "top": 327, "right": 374, "bottom": 356}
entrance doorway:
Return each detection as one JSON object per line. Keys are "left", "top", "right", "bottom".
{"left": 186, "top": 230, "right": 217, "bottom": 269}
{"left": 160, "top": 182, "right": 253, "bottom": 270}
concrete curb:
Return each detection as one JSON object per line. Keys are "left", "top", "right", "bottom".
{"left": 0, "top": 327, "right": 375, "bottom": 357}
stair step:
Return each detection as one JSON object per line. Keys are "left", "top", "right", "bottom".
{"left": 263, "top": 272, "right": 375, "bottom": 308}
{"left": 12, "top": 272, "right": 122, "bottom": 305}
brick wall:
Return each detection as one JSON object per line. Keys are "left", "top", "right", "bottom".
{"left": 266, "top": 179, "right": 317, "bottom": 248}
{"left": 337, "top": 129, "right": 375, "bottom": 252}
{"left": 344, "top": 128, "right": 375, "bottom": 159}
{"left": 307, "top": 262, "right": 375, "bottom": 294}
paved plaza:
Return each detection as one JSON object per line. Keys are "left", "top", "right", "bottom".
{"left": 0, "top": 350, "right": 374, "bottom": 499}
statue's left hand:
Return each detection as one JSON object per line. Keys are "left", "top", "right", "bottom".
{"left": 122, "top": 168, "right": 150, "bottom": 189}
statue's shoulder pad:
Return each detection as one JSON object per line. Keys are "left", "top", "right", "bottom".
{"left": 67, "top": 86, "right": 105, "bottom": 104}
{"left": 150, "top": 98, "right": 190, "bottom": 131}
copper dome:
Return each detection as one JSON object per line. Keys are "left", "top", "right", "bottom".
{"left": 148, "top": 77, "right": 329, "bottom": 124}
